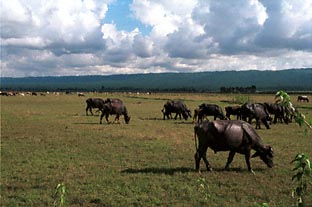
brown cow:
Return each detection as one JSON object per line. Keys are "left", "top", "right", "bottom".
{"left": 194, "top": 120, "right": 274, "bottom": 173}
{"left": 297, "top": 95, "right": 309, "bottom": 102}
{"left": 100, "top": 98, "right": 130, "bottom": 124}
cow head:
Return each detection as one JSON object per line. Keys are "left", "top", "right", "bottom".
{"left": 181, "top": 109, "right": 192, "bottom": 120}
{"left": 187, "top": 109, "right": 192, "bottom": 118}
{"left": 252, "top": 145, "right": 274, "bottom": 168}
{"left": 181, "top": 112, "right": 188, "bottom": 120}
{"left": 104, "top": 98, "right": 111, "bottom": 103}
{"left": 125, "top": 115, "right": 131, "bottom": 124}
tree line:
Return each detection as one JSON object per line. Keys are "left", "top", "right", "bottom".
{"left": 220, "top": 85, "right": 257, "bottom": 93}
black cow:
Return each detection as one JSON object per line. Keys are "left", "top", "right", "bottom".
{"left": 162, "top": 100, "right": 192, "bottom": 120}
{"left": 194, "top": 120, "right": 274, "bottom": 173}
{"left": 297, "top": 95, "right": 309, "bottom": 102}
{"left": 192, "top": 107, "right": 207, "bottom": 123}
{"left": 241, "top": 103, "right": 272, "bottom": 129}
{"left": 100, "top": 98, "right": 130, "bottom": 124}
{"left": 86, "top": 98, "right": 105, "bottom": 116}
{"left": 0, "top": 92, "right": 8, "bottom": 96}
{"left": 263, "top": 103, "right": 288, "bottom": 124}
{"left": 284, "top": 105, "right": 299, "bottom": 123}
{"left": 225, "top": 105, "right": 241, "bottom": 120}
{"left": 197, "top": 103, "right": 227, "bottom": 123}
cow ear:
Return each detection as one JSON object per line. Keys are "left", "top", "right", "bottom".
{"left": 251, "top": 151, "right": 260, "bottom": 158}
{"left": 268, "top": 146, "right": 273, "bottom": 153}
{"left": 266, "top": 145, "right": 274, "bottom": 156}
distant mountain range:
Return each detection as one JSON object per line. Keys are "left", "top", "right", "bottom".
{"left": 1, "top": 68, "right": 311, "bottom": 92}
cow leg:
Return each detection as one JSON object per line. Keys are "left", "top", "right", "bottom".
{"left": 114, "top": 115, "right": 120, "bottom": 124}
{"left": 202, "top": 155, "right": 212, "bottom": 171}
{"left": 273, "top": 115, "right": 277, "bottom": 124}
{"left": 225, "top": 151, "right": 236, "bottom": 171}
{"left": 195, "top": 149, "right": 212, "bottom": 172}
{"left": 99, "top": 112, "right": 104, "bottom": 124}
{"left": 198, "top": 114, "right": 202, "bottom": 123}
{"left": 162, "top": 109, "right": 166, "bottom": 120}
{"left": 194, "top": 152, "right": 201, "bottom": 172}
{"left": 255, "top": 119, "right": 261, "bottom": 129}
{"left": 179, "top": 113, "right": 182, "bottom": 120}
{"left": 86, "top": 106, "right": 93, "bottom": 116}
{"left": 262, "top": 119, "right": 270, "bottom": 129}
{"left": 248, "top": 117, "right": 252, "bottom": 124}
{"left": 244, "top": 152, "right": 253, "bottom": 173}
{"left": 174, "top": 113, "right": 178, "bottom": 120}
{"left": 105, "top": 114, "right": 110, "bottom": 123}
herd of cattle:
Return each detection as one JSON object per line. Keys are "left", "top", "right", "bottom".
{"left": 85, "top": 95, "right": 309, "bottom": 172}
{"left": 161, "top": 99, "right": 298, "bottom": 129}
{"left": 86, "top": 96, "right": 309, "bottom": 129}
{"left": 86, "top": 98, "right": 130, "bottom": 124}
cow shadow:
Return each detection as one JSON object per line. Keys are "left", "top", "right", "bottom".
{"left": 121, "top": 167, "right": 193, "bottom": 175}
{"left": 72, "top": 122, "right": 100, "bottom": 125}
{"left": 194, "top": 166, "right": 268, "bottom": 173}
{"left": 138, "top": 117, "right": 164, "bottom": 121}
{"left": 122, "top": 166, "right": 267, "bottom": 175}
{"left": 174, "top": 121, "right": 194, "bottom": 125}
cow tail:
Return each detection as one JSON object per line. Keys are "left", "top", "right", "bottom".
{"left": 194, "top": 124, "right": 199, "bottom": 155}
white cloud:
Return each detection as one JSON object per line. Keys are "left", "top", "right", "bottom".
{"left": 255, "top": 0, "right": 312, "bottom": 50}
{"left": 2, "top": 37, "right": 50, "bottom": 48}
{"left": 1, "top": 0, "right": 311, "bottom": 77}
{"left": 131, "top": 0, "right": 198, "bottom": 37}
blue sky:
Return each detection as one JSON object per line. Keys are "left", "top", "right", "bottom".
{"left": 103, "top": 0, "right": 151, "bottom": 35}
{"left": 1, "top": 0, "right": 312, "bottom": 77}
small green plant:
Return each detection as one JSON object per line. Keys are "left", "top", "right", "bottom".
{"left": 275, "top": 91, "right": 312, "bottom": 129}
{"left": 254, "top": 203, "right": 269, "bottom": 207}
{"left": 291, "top": 154, "right": 312, "bottom": 207}
{"left": 275, "top": 90, "right": 312, "bottom": 206}
{"left": 53, "top": 183, "right": 67, "bottom": 207}
{"left": 197, "top": 177, "right": 211, "bottom": 201}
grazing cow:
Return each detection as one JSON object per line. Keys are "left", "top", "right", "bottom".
{"left": 197, "top": 103, "right": 227, "bottom": 123}
{"left": 297, "top": 95, "right": 309, "bottom": 102}
{"left": 78, "top": 92, "right": 85, "bottom": 97}
{"left": 241, "top": 103, "right": 272, "bottom": 129}
{"left": 162, "top": 100, "right": 192, "bottom": 120}
{"left": 194, "top": 120, "right": 274, "bottom": 172}
{"left": 225, "top": 106, "right": 241, "bottom": 120}
{"left": 263, "top": 103, "right": 288, "bottom": 124}
{"left": 100, "top": 98, "right": 130, "bottom": 124}
{"left": 193, "top": 108, "right": 206, "bottom": 123}
{"left": 284, "top": 105, "right": 299, "bottom": 123}
{"left": 86, "top": 98, "right": 105, "bottom": 116}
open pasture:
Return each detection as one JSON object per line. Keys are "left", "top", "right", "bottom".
{"left": 1, "top": 92, "right": 311, "bottom": 206}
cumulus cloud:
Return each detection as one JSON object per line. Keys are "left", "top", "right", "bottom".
{"left": 1, "top": 0, "right": 311, "bottom": 77}
{"left": 255, "top": 0, "right": 312, "bottom": 51}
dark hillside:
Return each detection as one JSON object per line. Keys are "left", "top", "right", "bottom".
{"left": 1, "top": 68, "right": 311, "bottom": 92}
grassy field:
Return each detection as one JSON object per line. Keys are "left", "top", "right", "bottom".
{"left": 1, "top": 92, "right": 311, "bottom": 207}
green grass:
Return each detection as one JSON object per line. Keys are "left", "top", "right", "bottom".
{"left": 1, "top": 93, "right": 311, "bottom": 206}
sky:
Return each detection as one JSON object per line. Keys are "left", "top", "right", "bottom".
{"left": 1, "top": 0, "right": 312, "bottom": 77}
